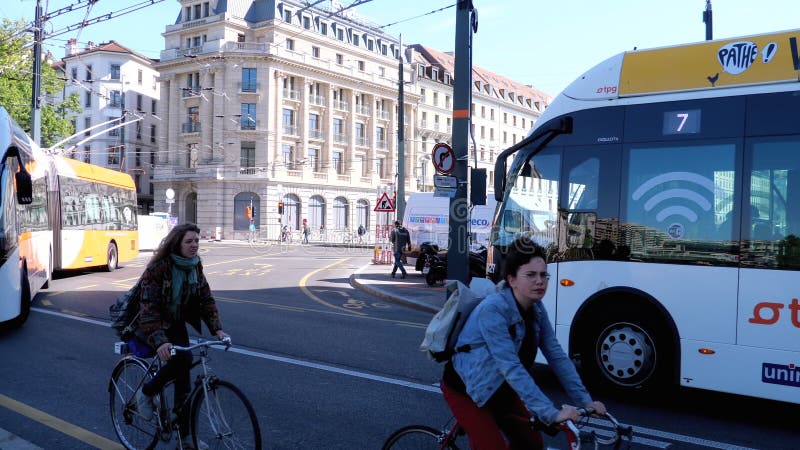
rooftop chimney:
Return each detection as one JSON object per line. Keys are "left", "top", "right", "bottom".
{"left": 66, "top": 38, "right": 77, "bottom": 56}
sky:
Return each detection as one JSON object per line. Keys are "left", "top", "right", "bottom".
{"left": 3, "top": 0, "right": 800, "bottom": 97}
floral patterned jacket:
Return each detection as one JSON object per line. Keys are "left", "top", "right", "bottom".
{"left": 135, "top": 257, "right": 222, "bottom": 349}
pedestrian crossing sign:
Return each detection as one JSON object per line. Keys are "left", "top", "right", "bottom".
{"left": 374, "top": 192, "right": 395, "bottom": 212}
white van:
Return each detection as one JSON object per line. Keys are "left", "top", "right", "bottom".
{"left": 402, "top": 193, "right": 496, "bottom": 267}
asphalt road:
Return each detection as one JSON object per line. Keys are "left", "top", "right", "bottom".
{"left": 0, "top": 241, "right": 797, "bottom": 449}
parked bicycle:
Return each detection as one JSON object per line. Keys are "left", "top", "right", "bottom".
{"left": 382, "top": 407, "right": 632, "bottom": 450}
{"left": 108, "top": 337, "right": 262, "bottom": 450}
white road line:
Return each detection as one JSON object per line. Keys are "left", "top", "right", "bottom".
{"left": 34, "top": 308, "right": 760, "bottom": 450}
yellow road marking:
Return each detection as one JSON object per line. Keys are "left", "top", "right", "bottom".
{"left": 0, "top": 393, "right": 123, "bottom": 449}
{"left": 298, "top": 258, "right": 367, "bottom": 316}
{"left": 75, "top": 284, "right": 98, "bottom": 290}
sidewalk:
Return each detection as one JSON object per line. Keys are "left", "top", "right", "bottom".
{"left": 349, "top": 261, "right": 448, "bottom": 314}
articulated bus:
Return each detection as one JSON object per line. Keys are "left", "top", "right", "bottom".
{"left": 489, "top": 29, "right": 800, "bottom": 404}
{"left": 0, "top": 106, "right": 138, "bottom": 328}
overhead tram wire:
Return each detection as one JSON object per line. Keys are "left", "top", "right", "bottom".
{"left": 45, "top": 0, "right": 166, "bottom": 40}
{"left": 378, "top": 3, "right": 457, "bottom": 29}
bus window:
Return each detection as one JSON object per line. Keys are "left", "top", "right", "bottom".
{"left": 495, "top": 149, "right": 560, "bottom": 249}
{"left": 742, "top": 137, "right": 800, "bottom": 269}
{"left": 623, "top": 142, "right": 738, "bottom": 264}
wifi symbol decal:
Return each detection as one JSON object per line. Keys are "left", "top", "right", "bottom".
{"left": 632, "top": 171, "right": 716, "bottom": 223}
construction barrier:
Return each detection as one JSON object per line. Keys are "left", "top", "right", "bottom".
{"left": 373, "top": 246, "right": 394, "bottom": 264}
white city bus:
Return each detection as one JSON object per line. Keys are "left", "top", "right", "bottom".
{"left": 0, "top": 107, "right": 46, "bottom": 328}
{"left": 489, "top": 29, "right": 800, "bottom": 404}
{"left": 0, "top": 106, "right": 139, "bottom": 328}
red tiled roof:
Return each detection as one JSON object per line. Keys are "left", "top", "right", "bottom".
{"left": 63, "top": 40, "right": 156, "bottom": 64}
{"left": 411, "top": 44, "right": 551, "bottom": 105}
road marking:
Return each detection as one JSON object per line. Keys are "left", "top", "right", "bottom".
{"left": 27, "top": 309, "right": 757, "bottom": 450}
{"left": 0, "top": 427, "right": 42, "bottom": 449}
{"left": 0, "top": 393, "right": 123, "bottom": 449}
{"left": 298, "top": 258, "right": 367, "bottom": 316}
{"left": 74, "top": 284, "right": 98, "bottom": 290}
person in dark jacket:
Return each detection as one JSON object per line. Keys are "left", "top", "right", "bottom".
{"left": 134, "top": 222, "right": 228, "bottom": 449}
{"left": 389, "top": 220, "right": 411, "bottom": 278}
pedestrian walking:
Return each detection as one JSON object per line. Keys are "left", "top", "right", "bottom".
{"left": 389, "top": 220, "right": 411, "bottom": 278}
{"left": 357, "top": 224, "right": 366, "bottom": 244}
{"left": 302, "top": 219, "right": 310, "bottom": 244}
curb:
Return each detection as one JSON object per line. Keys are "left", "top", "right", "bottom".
{"left": 349, "top": 264, "right": 439, "bottom": 314}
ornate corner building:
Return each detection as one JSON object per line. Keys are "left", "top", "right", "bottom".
{"left": 154, "top": 0, "right": 549, "bottom": 241}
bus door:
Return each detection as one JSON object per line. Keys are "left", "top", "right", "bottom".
{"left": 554, "top": 145, "right": 621, "bottom": 329}
{"left": 738, "top": 135, "right": 800, "bottom": 355}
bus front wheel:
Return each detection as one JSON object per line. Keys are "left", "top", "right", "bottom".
{"left": 9, "top": 268, "right": 32, "bottom": 328}
{"left": 106, "top": 243, "right": 118, "bottom": 272}
{"left": 579, "top": 307, "right": 672, "bottom": 394}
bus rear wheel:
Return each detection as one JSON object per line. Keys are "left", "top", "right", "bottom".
{"left": 579, "top": 307, "right": 672, "bottom": 394}
{"left": 106, "top": 243, "right": 118, "bottom": 272}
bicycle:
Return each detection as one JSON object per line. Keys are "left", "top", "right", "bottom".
{"left": 382, "top": 407, "right": 633, "bottom": 450}
{"left": 108, "top": 337, "right": 262, "bottom": 450}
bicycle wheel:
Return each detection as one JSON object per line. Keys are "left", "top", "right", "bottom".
{"left": 382, "top": 425, "right": 457, "bottom": 450}
{"left": 108, "top": 357, "right": 159, "bottom": 450}
{"left": 191, "top": 379, "right": 261, "bottom": 450}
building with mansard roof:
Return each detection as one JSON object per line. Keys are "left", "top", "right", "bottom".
{"left": 53, "top": 39, "right": 160, "bottom": 214}
{"left": 154, "top": 0, "right": 549, "bottom": 241}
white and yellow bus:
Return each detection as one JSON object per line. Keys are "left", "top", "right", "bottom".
{"left": 0, "top": 106, "right": 138, "bottom": 328}
{"left": 489, "top": 29, "right": 800, "bottom": 404}
{"left": 50, "top": 154, "right": 138, "bottom": 272}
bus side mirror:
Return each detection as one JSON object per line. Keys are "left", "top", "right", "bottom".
{"left": 15, "top": 170, "right": 32, "bottom": 205}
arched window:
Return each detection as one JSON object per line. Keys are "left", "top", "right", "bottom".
{"left": 356, "top": 199, "right": 369, "bottom": 230}
{"left": 308, "top": 195, "right": 325, "bottom": 229}
{"left": 233, "top": 192, "right": 260, "bottom": 230}
{"left": 283, "top": 193, "right": 300, "bottom": 230}
{"left": 333, "top": 197, "right": 349, "bottom": 229}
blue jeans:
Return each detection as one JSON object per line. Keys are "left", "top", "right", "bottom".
{"left": 392, "top": 250, "right": 406, "bottom": 276}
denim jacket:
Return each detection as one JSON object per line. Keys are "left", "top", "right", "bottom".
{"left": 451, "top": 287, "right": 592, "bottom": 424}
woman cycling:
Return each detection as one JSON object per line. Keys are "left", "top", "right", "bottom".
{"left": 441, "top": 235, "right": 606, "bottom": 449}
{"left": 134, "top": 222, "right": 229, "bottom": 449}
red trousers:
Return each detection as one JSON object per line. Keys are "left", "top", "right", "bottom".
{"left": 441, "top": 381, "right": 543, "bottom": 450}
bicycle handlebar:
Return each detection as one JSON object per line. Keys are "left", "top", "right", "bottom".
{"left": 170, "top": 337, "right": 232, "bottom": 355}
{"left": 532, "top": 407, "right": 633, "bottom": 449}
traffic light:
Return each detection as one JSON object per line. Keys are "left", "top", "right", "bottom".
{"left": 245, "top": 205, "right": 252, "bottom": 218}
{"left": 278, "top": 201, "right": 284, "bottom": 215}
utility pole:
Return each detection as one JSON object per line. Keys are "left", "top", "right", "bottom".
{"left": 119, "top": 73, "right": 126, "bottom": 170}
{"left": 30, "top": 0, "right": 43, "bottom": 145}
{"left": 447, "top": 0, "right": 475, "bottom": 285}
{"left": 396, "top": 35, "right": 406, "bottom": 221}
{"left": 703, "top": 0, "right": 713, "bottom": 41}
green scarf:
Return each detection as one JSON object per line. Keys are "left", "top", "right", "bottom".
{"left": 170, "top": 254, "right": 200, "bottom": 316}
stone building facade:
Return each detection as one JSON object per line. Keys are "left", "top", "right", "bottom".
{"left": 154, "top": 0, "right": 549, "bottom": 241}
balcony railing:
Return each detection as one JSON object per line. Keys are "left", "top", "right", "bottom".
{"left": 182, "top": 86, "right": 202, "bottom": 98}
{"left": 239, "top": 82, "right": 259, "bottom": 93}
{"left": 333, "top": 133, "right": 348, "bottom": 144}
{"left": 283, "top": 89, "right": 301, "bottom": 100}
{"left": 308, "top": 129, "right": 325, "bottom": 140}
{"left": 282, "top": 125, "right": 299, "bottom": 136}
{"left": 309, "top": 95, "right": 326, "bottom": 106}
{"left": 334, "top": 100, "right": 348, "bottom": 111}
{"left": 240, "top": 119, "right": 258, "bottom": 130}
{"left": 376, "top": 140, "right": 387, "bottom": 149}
{"left": 377, "top": 110, "right": 389, "bottom": 120}
{"left": 355, "top": 136, "right": 368, "bottom": 147}
{"left": 182, "top": 122, "right": 201, "bottom": 133}
{"left": 355, "top": 105, "right": 371, "bottom": 115}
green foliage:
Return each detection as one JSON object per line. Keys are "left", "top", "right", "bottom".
{"left": 0, "top": 18, "right": 81, "bottom": 147}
